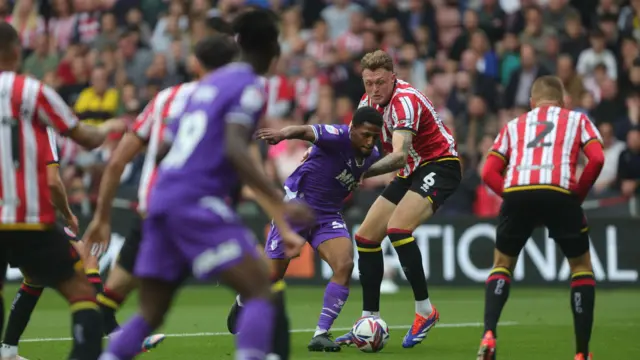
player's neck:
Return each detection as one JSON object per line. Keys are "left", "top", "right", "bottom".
{"left": 534, "top": 101, "right": 561, "bottom": 108}
{"left": 0, "top": 62, "right": 18, "bottom": 73}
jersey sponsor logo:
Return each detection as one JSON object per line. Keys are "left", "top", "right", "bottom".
{"left": 324, "top": 125, "right": 340, "bottom": 135}
{"left": 240, "top": 85, "right": 265, "bottom": 112}
{"left": 335, "top": 169, "right": 357, "bottom": 191}
{"left": 331, "top": 221, "right": 346, "bottom": 229}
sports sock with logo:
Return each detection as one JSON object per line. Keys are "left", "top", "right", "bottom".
{"left": 236, "top": 298, "right": 275, "bottom": 359}
{"left": 68, "top": 298, "right": 103, "bottom": 360}
{"left": 570, "top": 271, "right": 595, "bottom": 355}
{"left": 85, "top": 268, "right": 104, "bottom": 294}
{"left": 388, "top": 229, "right": 431, "bottom": 316}
{"left": 271, "top": 280, "right": 290, "bottom": 360}
{"left": 484, "top": 267, "right": 512, "bottom": 336}
{"left": 315, "top": 282, "right": 349, "bottom": 337}
{"left": 97, "top": 287, "right": 123, "bottom": 335}
{"left": 355, "top": 235, "right": 383, "bottom": 316}
{"left": 3, "top": 282, "right": 43, "bottom": 347}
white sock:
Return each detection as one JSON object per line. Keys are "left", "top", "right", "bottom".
{"left": 313, "top": 327, "right": 327, "bottom": 338}
{"left": 361, "top": 310, "right": 380, "bottom": 317}
{"left": 236, "top": 294, "right": 243, "bottom": 307}
{"left": 1, "top": 344, "right": 18, "bottom": 357}
{"left": 416, "top": 298, "right": 433, "bottom": 317}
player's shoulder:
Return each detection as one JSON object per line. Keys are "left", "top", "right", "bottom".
{"left": 0, "top": 72, "right": 44, "bottom": 96}
{"left": 391, "top": 80, "right": 427, "bottom": 103}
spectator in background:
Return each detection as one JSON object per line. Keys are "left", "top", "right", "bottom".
{"left": 615, "top": 91, "right": 640, "bottom": 141}
{"left": 74, "top": 65, "right": 119, "bottom": 126}
{"left": 556, "top": 54, "right": 585, "bottom": 106}
{"left": 498, "top": 32, "right": 521, "bottom": 87}
{"left": 398, "top": 43, "right": 426, "bottom": 90}
{"left": 560, "top": 9, "right": 589, "bottom": 63}
{"left": 519, "top": 5, "right": 556, "bottom": 56}
{"left": 618, "top": 35, "right": 640, "bottom": 95}
{"left": 475, "top": 0, "right": 506, "bottom": 44}
{"left": 594, "top": 122, "right": 625, "bottom": 195}
{"left": 321, "top": 0, "right": 361, "bottom": 40}
{"left": 592, "top": 77, "right": 625, "bottom": 125}
{"left": 400, "top": 0, "right": 438, "bottom": 46}
{"left": 295, "top": 57, "right": 325, "bottom": 119}
{"left": 577, "top": 29, "right": 618, "bottom": 80}
{"left": 22, "top": 33, "right": 59, "bottom": 79}
{"left": 93, "top": 11, "right": 120, "bottom": 51}
{"left": 72, "top": 0, "right": 101, "bottom": 45}
{"left": 469, "top": 29, "right": 499, "bottom": 79}
{"left": 618, "top": 0, "right": 640, "bottom": 42}
{"left": 504, "top": 43, "right": 550, "bottom": 109}
{"left": 9, "top": 0, "right": 44, "bottom": 52}
{"left": 117, "top": 30, "right": 153, "bottom": 88}
{"left": 306, "top": 18, "right": 334, "bottom": 67}
{"left": 543, "top": 0, "right": 576, "bottom": 32}
{"left": 617, "top": 126, "right": 640, "bottom": 197}
{"left": 448, "top": 9, "right": 479, "bottom": 71}
{"left": 49, "top": 0, "right": 77, "bottom": 52}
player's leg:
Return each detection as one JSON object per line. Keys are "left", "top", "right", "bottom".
{"left": 387, "top": 162, "right": 460, "bottom": 348}
{"left": 548, "top": 201, "right": 595, "bottom": 360}
{"left": 13, "top": 230, "right": 104, "bottom": 360}
{"left": 308, "top": 233, "right": 353, "bottom": 352}
{"left": 478, "top": 192, "right": 535, "bottom": 360}
{"left": 1, "top": 273, "right": 44, "bottom": 360}
{"left": 335, "top": 183, "right": 402, "bottom": 346}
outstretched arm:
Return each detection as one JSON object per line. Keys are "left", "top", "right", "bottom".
{"left": 256, "top": 125, "right": 316, "bottom": 144}
{"left": 363, "top": 130, "right": 411, "bottom": 178}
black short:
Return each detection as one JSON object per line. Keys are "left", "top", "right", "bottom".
{"left": 0, "top": 228, "right": 81, "bottom": 287}
{"left": 381, "top": 159, "right": 461, "bottom": 209}
{"left": 117, "top": 214, "right": 142, "bottom": 274}
{"left": 496, "top": 189, "right": 589, "bottom": 259}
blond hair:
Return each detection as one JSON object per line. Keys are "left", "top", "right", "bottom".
{"left": 360, "top": 50, "right": 394, "bottom": 72}
{"left": 531, "top": 75, "right": 565, "bottom": 104}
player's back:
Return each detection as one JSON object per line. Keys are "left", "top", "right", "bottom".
{"left": 285, "top": 124, "right": 380, "bottom": 214}
{"left": 0, "top": 72, "right": 77, "bottom": 226}
{"left": 149, "top": 63, "right": 265, "bottom": 214}
{"left": 497, "top": 106, "right": 601, "bottom": 193}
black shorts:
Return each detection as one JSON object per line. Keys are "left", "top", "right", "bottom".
{"left": 117, "top": 214, "right": 142, "bottom": 274}
{"left": 497, "top": 189, "right": 589, "bottom": 259}
{"left": 381, "top": 159, "right": 461, "bottom": 210}
{"left": 1, "top": 228, "right": 81, "bottom": 287}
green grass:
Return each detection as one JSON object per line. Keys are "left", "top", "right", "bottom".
{"left": 10, "top": 285, "right": 640, "bottom": 359}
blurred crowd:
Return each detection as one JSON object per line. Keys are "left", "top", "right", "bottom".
{"left": 4, "top": 0, "right": 640, "bottom": 218}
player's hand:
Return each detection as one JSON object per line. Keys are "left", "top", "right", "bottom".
{"left": 101, "top": 118, "right": 127, "bottom": 134}
{"left": 255, "top": 128, "right": 285, "bottom": 145}
{"left": 82, "top": 219, "right": 111, "bottom": 257}
{"left": 284, "top": 201, "right": 314, "bottom": 226}
{"left": 280, "top": 229, "right": 306, "bottom": 258}
{"left": 64, "top": 214, "right": 79, "bottom": 237}
{"left": 300, "top": 147, "right": 312, "bottom": 163}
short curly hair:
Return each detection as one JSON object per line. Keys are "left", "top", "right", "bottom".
{"left": 360, "top": 50, "right": 394, "bottom": 72}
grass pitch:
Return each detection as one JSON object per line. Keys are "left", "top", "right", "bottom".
{"left": 12, "top": 285, "right": 640, "bottom": 359}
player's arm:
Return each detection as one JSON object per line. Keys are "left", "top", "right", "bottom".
{"left": 44, "top": 128, "right": 73, "bottom": 220}
{"left": 576, "top": 116, "right": 605, "bottom": 201}
{"left": 93, "top": 133, "right": 146, "bottom": 222}
{"left": 362, "top": 130, "right": 411, "bottom": 179}
{"left": 481, "top": 126, "right": 511, "bottom": 196}
{"left": 256, "top": 125, "right": 316, "bottom": 144}
{"left": 37, "top": 83, "right": 124, "bottom": 149}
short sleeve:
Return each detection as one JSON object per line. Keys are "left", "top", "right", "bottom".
{"left": 490, "top": 125, "right": 510, "bottom": 161}
{"left": 579, "top": 114, "right": 603, "bottom": 148}
{"left": 390, "top": 94, "right": 420, "bottom": 133}
{"left": 225, "top": 83, "right": 266, "bottom": 129}
{"left": 357, "top": 94, "right": 370, "bottom": 109}
{"left": 132, "top": 97, "right": 157, "bottom": 142}
{"left": 310, "top": 124, "right": 350, "bottom": 149}
{"left": 36, "top": 83, "right": 79, "bottom": 134}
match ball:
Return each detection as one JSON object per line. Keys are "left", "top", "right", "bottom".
{"left": 351, "top": 316, "right": 390, "bottom": 353}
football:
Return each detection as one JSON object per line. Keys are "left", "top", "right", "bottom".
{"left": 351, "top": 316, "right": 390, "bottom": 353}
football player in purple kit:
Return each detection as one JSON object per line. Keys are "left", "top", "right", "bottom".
{"left": 227, "top": 106, "right": 384, "bottom": 352}
{"left": 98, "top": 9, "right": 310, "bottom": 360}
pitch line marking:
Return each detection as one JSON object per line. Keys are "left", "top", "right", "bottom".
{"left": 19, "top": 321, "right": 518, "bottom": 343}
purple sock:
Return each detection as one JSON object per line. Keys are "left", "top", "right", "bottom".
{"left": 236, "top": 299, "right": 275, "bottom": 360}
{"left": 101, "top": 315, "right": 152, "bottom": 360}
{"left": 316, "top": 282, "right": 349, "bottom": 333}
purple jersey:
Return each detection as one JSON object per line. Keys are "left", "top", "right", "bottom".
{"left": 284, "top": 124, "right": 381, "bottom": 214}
{"left": 148, "top": 63, "right": 266, "bottom": 215}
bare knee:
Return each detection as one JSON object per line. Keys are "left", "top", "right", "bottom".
{"left": 57, "top": 271, "right": 96, "bottom": 301}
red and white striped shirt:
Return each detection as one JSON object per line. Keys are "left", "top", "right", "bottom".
{"left": 358, "top": 79, "right": 458, "bottom": 177}
{"left": 134, "top": 82, "right": 197, "bottom": 214}
{"left": 0, "top": 72, "right": 79, "bottom": 227}
{"left": 265, "top": 75, "right": 295, "bottom": 119}
{"left": 490, "top": 106, "right": 603, "bottom": 193}
{"left": 295, "top": 76, "right": 324, "bottom": 114}
{"left": 335, "top": 31, "right": 363, "bottom": 55}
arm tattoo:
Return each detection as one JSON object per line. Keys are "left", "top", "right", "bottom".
{"left": 364, "top": 131, "right": 412, "bottom": 178}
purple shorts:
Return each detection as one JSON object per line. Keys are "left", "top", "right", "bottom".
{"left": 264, "top": 212, "right": 350, "bottom": 259}
{"left": 135, "top": 203, "right": 260, "bottom": 282}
